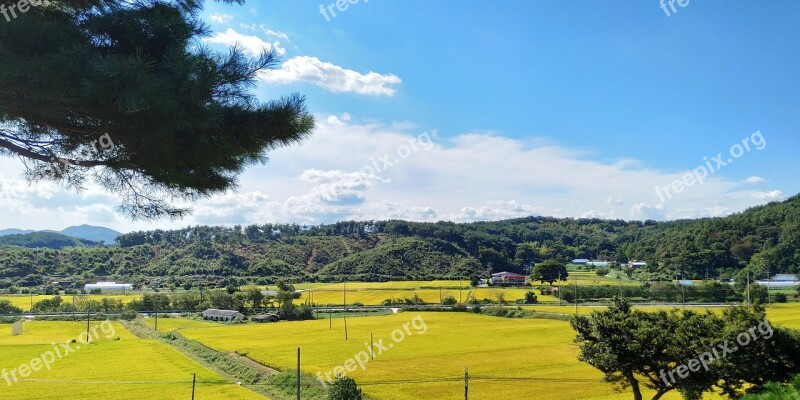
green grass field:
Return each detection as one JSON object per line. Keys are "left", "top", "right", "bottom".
{"left": 0, "top": 321, "right": 265, "bottom": 399}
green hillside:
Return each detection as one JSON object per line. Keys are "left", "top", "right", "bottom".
{"left": 0, "top": 195, "right": 797, "bottom": 289}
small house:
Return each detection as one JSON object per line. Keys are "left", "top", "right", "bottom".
{"left": 202, "top": 309, "right": 244, "bottom": 322}
{"left": 253, "top": 313, "right": 280, "bottom": 323}
{"left": 571, "top": 259, "right": 590, "bottom": 265}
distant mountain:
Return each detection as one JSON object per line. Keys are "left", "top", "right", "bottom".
{"left": 60, "top": 225, "right": 121, "bottom": 244}
{"left": 0, "top": 229, "right": 34, "bottom": 236}
{"left": 0, "top": 231, "right": 100, "bottom": 249}
{"left": 0, "top": 225, "right": 121, "bottom": 245}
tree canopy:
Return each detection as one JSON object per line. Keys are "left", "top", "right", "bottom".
{"left": 571, "top": 299, "right": 800, "bottom": 400}
{"left": 530, "top": 259, "right": 568, "bottom": 285}
{"left": 0, "top": 0, "right": 314, "bottom": 219}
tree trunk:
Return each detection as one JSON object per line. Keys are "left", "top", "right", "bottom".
{"left": 651, "top": 390, "right": 669, "bottom": 400}
{"left": 627, "top": 374, "right": 643, "bottom": 400}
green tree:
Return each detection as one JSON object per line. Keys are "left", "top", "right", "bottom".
{"left": 275, "top": 280, "right": 297, "bottom": 318}
{"left": 739, "top": 375, "right": 800, "bottom": 399}
{"left": 328, "top": 376, "right": 363, "bottom": 400}
{"left": 0, "top": 300, "right": 22, "bottom": 314}
{"left": 571, "top": 299, "right": 800, "bottom": 400}
{"left": 531, "top": 259, "right": 568, "bottom": 286}
{"left": 0, "top": 0, "right": 314, "bottom": 219}
{"left": 242, "top": 285, "right": 264, "bottom": 310}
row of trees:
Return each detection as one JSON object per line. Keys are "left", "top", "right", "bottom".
{"left": 19, "top": 281, "right": 313, "bottom": 320}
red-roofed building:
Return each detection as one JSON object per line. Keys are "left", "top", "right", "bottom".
{"left": 490, "top": 272, "right": 528, "bottom": 287}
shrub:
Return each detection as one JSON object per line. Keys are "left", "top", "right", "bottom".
{"left": 0, "top": 300, "right": 22, "bottom": 314}
{"left": 120, "top": 310, "right": 138, "bottom": 321}
{"left": 442, "top": 296, "right": 458, "bottom": 305}
{"left": 775, "top": 293, "right": 788, "bottom": 303}
{"left": 524, "top": 291, "right": 538, "bottom": 304}
{"left": 328, "top": 376, "right": 363, "bottom": 400}
{"left": 451, "top": 304, "right": 467, "bottom": 312}
{"left": 596, "top": 267, "right": 610, "bottom": 277}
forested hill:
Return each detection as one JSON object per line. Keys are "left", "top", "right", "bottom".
{"left": 0, "top": 195, "right": 798, "bottom": 288}
{"left": 0, "top": 232, "right": 100, "bottom": 249}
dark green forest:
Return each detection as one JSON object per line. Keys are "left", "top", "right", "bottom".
{"left": 0, "top": 195, "right": 797, "bottom": 289}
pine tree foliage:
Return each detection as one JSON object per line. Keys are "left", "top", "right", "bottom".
{"left": 0, "top": 0, "right": 314, "bottom": 219}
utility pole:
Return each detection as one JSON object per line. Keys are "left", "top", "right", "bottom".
{"left": 766, "top": 269, "right": 771, "bottom": 305}
{"left": 459, "top": 276, "right": 463, "bottom": 303}
{"left": 370, "top": 333, "right": 375, "bottom": 360}
{"left": 343, "top": 279, "right": 348, "bottom": 340}
{"left": 681, "top": 276, "right": 686, "bottom": 308}
{"left": 191, "top": 373, "right": 196, "bottom": 400}
{"left": 574, "top": 274, "right": 578, "bottom": 315}
{"left": 558, "top": 272, "right": 562, "bottom": 306}
{"left": 296, "top": 348, "right": 301, "bottom": 400}
{"left": 464, "top": 367, "right": 469, "bottom": 400}
{"left": 86, "top": 308, "right": 91, "bottom": 343}
{"left": 746, "top": 271, "right": 751, "bottom": 306}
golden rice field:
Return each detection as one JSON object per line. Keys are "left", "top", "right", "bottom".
{"left": 145, "top": 309, "right": 783, "bottom": 400}
{"left": 0, "top": 294, "right": 141, "bottom": 311}
{"left": 293, "top": 275, "right": 644, "bottom": 306}
{"left": 0, "top": 321, "right": 264, "bottom": 399}
{"left": 300, "top": 287, "right": 561, "bottom": 305}
{"left": 2, "top": 302, "right": 797, "bottom": 400}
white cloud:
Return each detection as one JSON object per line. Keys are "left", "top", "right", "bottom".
{"left": 239, "top": 23, "right": 291, "bottom": 42}
{"left": 630, "top": 203, "right": 667, "bottom": 220}
{"left": 326, "top": 113, "right": 352, "bottom": 126}
{"left": 752, "top": 190, "right": 786, "bottom": 201}
{"left": 259, "top": 56, "right": 402, "bottom": 96}
{"left": 204, "top": 28, "right": 286, "bottom": 57}
{"left": 209, "top": 13, "right": 234, "bottom": 24}
{"left": 0, "top": 115, "right": 791, "bottom": 232}
{"left": 742, "top": 176, "right": 766, "bottom": 184}
{"left": 450, "top": 200, "right": 543, "bottom": 222}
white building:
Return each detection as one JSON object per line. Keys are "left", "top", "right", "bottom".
{"left": 587, "top": 261, "right": 610, "bottom": 267}
{"left": 84, "top": 282, "right": 133, "bottom": 293}
{"left": 628, "top": 260, "right": 647, "bottom": 268}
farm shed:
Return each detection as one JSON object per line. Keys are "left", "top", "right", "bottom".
{"left": 202, "top": 309, "right": 244, "bottom": 322}
{"left": 84, "top": 282, "right": 133, "bottom": 293}
{"left": 253, "top": 313, "right": 280, "bottom": 323}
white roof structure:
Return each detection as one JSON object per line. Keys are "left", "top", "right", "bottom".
{"left": 84, "top": 282, "right": 133, "bottom": 291}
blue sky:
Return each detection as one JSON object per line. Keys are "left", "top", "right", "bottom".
{"left": 0, "top": 0, "right": 797, "bottom": 232}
